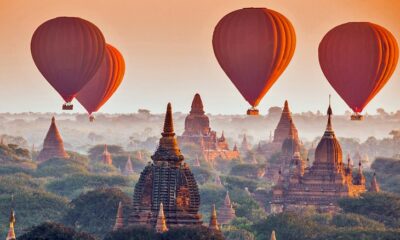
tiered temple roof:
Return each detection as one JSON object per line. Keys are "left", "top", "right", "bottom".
{"left": 102, "top": 144, "right": 113, "bottom": 165}
{"left": 271, "top": 103, "right": 366, "bottom": 213}
{"left": 178, "top": 94, "right": 239, "bottom": 161}
{"left": 37, "top": 117, "right": 69, "bottom": 162}
{"left": 129, "top": 103, "right": 202, "bottom": 228}
{"left": 218, "top": 191, "right": 236, "bottom": 225}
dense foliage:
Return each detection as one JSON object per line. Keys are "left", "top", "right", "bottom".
{"left": 62, "top": 188, "right": 131, "bottom": 237}
{"left": 18, "top": 222, "right": 95, "bottom": 240}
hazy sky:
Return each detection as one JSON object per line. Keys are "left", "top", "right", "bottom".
{"left": 1, "top": 0, "right": 400, "bottom": 114}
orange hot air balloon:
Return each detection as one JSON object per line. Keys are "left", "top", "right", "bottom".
{"left": 212, "top": 8, "right": 296, "bottom": 115}
{"left": 319, "top": 22, "right": 398, "bottom": 120}
{"left": 31, "top": 17, "right": 106, "bottom": 110}
{"left": 76, "top": 44, "right": 125, "bottom": 121}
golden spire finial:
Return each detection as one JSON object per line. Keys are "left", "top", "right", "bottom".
{"left": 209, "top": 204, "right": 220, "bottom": 231}
{"left": 155, "top": 202, "right": 168, "bottom": 233}
{"left": 271, "top": 230, "right": 277, "bottom": 240}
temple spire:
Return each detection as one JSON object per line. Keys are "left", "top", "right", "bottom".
{"left": 190, "top": 93, "right": 205, "bottom": 115}
{"left": 270, "top": 230, "right": 277, "bottom": 240}
{"left": 113, "top": 202, "right": 124, "bottom": 231}
{"left": 326, "top": 95, "right": 333, "bottom": 132}
{"left": 37, "top": 116, "right": 69, "bottom": 162}
{"left": 209, "top": 204, "right": 220, "bottom": 231}
{"left": 6, "top": 196, "right": 16, "bottom": 240}
{"left": 162, "top": 103, "right": 174, "bottom": 137}
{"left": 370, "top": 172, "right": 380, "bottom": 192}
{"left": 155, "top": 203, "right": 168, "bottom": 233}
{"left": 102, "top": 144, "right": 113, "bottom": 165}
{"left": 224, "top": 191, "right": 232, "bottom": 206}
{"left": 123, "top": 156, "right": 134, "bottom": 175}
{"left": 152, "top": 103, "right": 183, "bottom": 164}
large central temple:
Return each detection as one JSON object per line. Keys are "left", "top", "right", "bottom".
{"left": 270, "top": 104, "right": 366, "bottom": 213}
{"left": 128, "top": 103, "right": 202, "bottom": 227}
{"left": 178, "top": 93, "right": 239, "bottom": 161}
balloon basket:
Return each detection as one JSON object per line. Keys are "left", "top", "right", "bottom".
{"left": 62, "top": 103, "right": 73, "bottom": 110}
{"left": 89, "top": 115, "right": 95, "bottom": 122}
{"left": 247, "top": 108, "right": 259, "bottom": 116}
{"left": 351, "top": 114, "right": 364, "bottom": 121}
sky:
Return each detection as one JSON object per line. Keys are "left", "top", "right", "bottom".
{"left": 0, "top": 0, "right": 400, "bottom": 114}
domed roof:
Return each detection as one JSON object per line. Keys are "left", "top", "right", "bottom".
{"left": 314, "top": 104, "right": 343, "bottom": 167}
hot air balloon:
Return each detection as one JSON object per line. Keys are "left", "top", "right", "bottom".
{"left": 212, "top": 8, "right": 296, "bottom": 115}
{"left": 76, "top": 44, "right": 125, "bottom": 121}
{"left": 31, "top": 17, "right": 106, "bottom": 110}
{"left": 319, "top": 22, "right": 398, "bottom": 120}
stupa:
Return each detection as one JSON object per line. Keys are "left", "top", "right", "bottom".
{"left": 217, "top": 191, "right": 236, "bottom": 225}
{"left": 37, "top": 117, "right": 69, "bottom": 162}
{"left": 113, "top": 202, "right": 124, "bottom": 231}
{"left": 123, "top": 156, "right": 134, "bottom": 175}
{"left": 102, "top": 144, "right": 113, "bottom": 165}
{"left": 128, "top": 103, "right": 202, "bottom": 228}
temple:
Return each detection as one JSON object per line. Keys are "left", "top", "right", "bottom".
{"left": 261, "top": 101, "right": 300, "bottom": 158}
{"left": 37, "top": 117, "right": 69, "bottom": 162}
{"left": 6, "top": 207, "right": 16, "bottom": 240}
{"left": 123, "top": 156, "right": 134, "bottom": 175}
{"left": 102, "top": 145, "right": 113, "bottom": 165}
{"left": 113, "top": 202, "right": 124, "bottom": 231}
{"left": 178, "top": 94, "right": 239, "bottom": 162}
{"left": 208, "top": 204, "right": 220, "bottom": 231}
{"left": 155, "top": 203, "right": 168, "bottom": 233}
{"left": 369, "top": 173, "right": 380, "bottom": 192}
{"left": 270, "top": 103, "right": 366, "bottom": 213}
{"left": 218, "top": 191, "right": 236, "bottom": 225}
{"left": 128, "top": 103, "right": 202, "bottom": 228}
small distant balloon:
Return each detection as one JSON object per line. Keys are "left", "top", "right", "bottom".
{"left": 319, "top": 22, "right": 399, "bottom": 120}
{"left": 212, "top": 8, "right": 296, "bottom": 115}
{"left": 31, "top": 17, "right": 106, "bottom": 110}
{"left": 76, "top": 44, "right": 125, "bottom": 121}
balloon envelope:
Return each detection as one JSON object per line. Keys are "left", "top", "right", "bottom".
{"left": 212, "top": 8, "right": 296, "bottom": 108}
{"left": 76, "top": 44, "right": 125, "bottom": 115}
{"left": 319, "top": 22, "right": 398, "bottom": 113}
{"left": 31, "top": 17, "right": 106, "bottom": 103}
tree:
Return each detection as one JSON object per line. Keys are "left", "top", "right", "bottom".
{"left": 62, "top": 188, "right": 131, "bottom": 238}
{"left": 338, "top": 192, "right": 400, "bottom": 228}
{"left": 18, "top": 222, "right": 95, "bottom": 240}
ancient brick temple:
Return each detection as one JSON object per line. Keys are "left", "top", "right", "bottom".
{"left": 270, "top": 104, "right": 366, "bottom": 213}
{"left": 37, "top": 117, "right": 69, "bottom": 162}
{"left": 128, "top": 103, "right": 202, "bottom": 228}
{"left": 265, "top": 119, "right": 303, "bottom": 183}
{"left": 178, "top": 93, "right": 239, "bottom": 161}
{"left": 261, "top": 101, "right": 300, "bottom": 158}
{"left": 218, "top": 191, "right": 236, "bottom": 225}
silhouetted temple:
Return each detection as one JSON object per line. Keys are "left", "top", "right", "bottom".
{"left": 128, "top": 103, "right": 202, "bottom": 228}
{"left": 271, "top": 104, "right": 366, "bottom": 213}
{"left": 178, "top": 94, "right": 239, "bottom": 162}
{"left": 218, "top": 191, "right": 236, "bottom": 225}
{"left": 37, "top": 117, "right": 69, "bottom": 162}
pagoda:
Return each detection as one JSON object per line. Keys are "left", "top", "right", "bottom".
{"left": 240, "top": 134, "right": 251, "bottom": 153}
{"left": 178, "top": 94, "right": 239, "bottom": 161}
{"left": 128, "top": 103, "right": 202, "bottom": 228}
{"left": 270, "top": 103, "right": 366, "bottom": 213}
{"left": 261, "top": 101, "right": 300, "bottom": 157}
{"left": 113, "top": 202, "right": 124, "bottom": 231}
{"left": 218, "top": 191, "right": 236, "bottom": 225}
{"left": 6, "top": 207, "right": 16, "bottom": 240}
{"left": 369, "top": 173, "right": 380, "bottom": 192}
{"left": 123, "top": 156, "right": 134, "bottom": 175}
{"left": 37, "top": 117, "right": 69, "bottom": 162}
{"left": 208, "top": 204, "right": 220, "bottom": 231}
{"left": 102, "top": 145, "right": 113, "bottom": 165}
